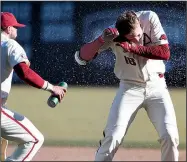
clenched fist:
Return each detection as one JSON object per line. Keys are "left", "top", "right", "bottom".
{"left": 116, "top": 41, "right": 133, "bottom": 52}
{"left": 99, "top": 28, "right": 119, "bottom": 43}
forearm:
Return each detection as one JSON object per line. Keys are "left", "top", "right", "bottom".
{"left": 130, "top": 44, "right": 170, "bottom": 60}
{"left": 80, "top": 36, "right": 104, "bottom": 61}
{"left": 14, "top": 62, "right": 53, "bottom": 91}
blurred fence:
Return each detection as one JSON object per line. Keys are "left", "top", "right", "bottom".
{"left": 1, "top": 1, "right": 186, "bottom": 87}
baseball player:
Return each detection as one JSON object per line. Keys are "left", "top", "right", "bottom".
{"left": 1, "top": 12, "right": 67, "bottom": 161}
{"left": 75, "top": 11, "right": 179, "bottom": 161}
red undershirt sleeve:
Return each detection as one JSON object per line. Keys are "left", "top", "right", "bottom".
{"left": 79, "top": 37, "right": 104, "bottom": 61}
{"left": 13, "top": 62, "right": 45, "bottom": 89}
{"left": 130, "top": 44, "right": 170, "bottom": 60}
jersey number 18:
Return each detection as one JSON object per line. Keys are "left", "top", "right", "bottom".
{"left": 124, "top": 56, "right": 136, "bottom": 66}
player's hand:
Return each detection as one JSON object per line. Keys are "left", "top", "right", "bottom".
{"left": 99, "top": 28, "right": 119, "bottom": 42}
{"left": 116, "top": 42, "right": 134, "bottom": 53}
{"left": 51, "top": 86, "right": 67, "bottom": 102}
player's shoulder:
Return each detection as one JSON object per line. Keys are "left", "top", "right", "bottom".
{"left": 7, "top": 39, "right": 26, "bottom": 53}
{"left": 136, "top": 10, "right": 159, "bottom": 21}
{"left": 7, "top": 39, "right": 21, "bottom": 48}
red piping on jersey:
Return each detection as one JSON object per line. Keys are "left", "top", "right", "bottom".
{"left": 159, "top": 73, "right": 164, "bottom": 78}
{"left": 129, "top": 44, "right": 170, "bottom": 60}
{"left": 80, "top": 36, "right": 104, "bottom": 61}
{"left": 1, "top": 109, "right": 38, "bottom": 161}
{"left": 14, "top": 62, "right": 45, "bottom": 89}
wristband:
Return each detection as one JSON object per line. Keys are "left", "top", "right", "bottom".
{"left": 42, "top": 81, "right": 53, "bottom": 92}
{"left": 74, "top": 51, "right": 88, "bottom": 65}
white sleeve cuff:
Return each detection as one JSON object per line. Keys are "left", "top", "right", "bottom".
{"left": 74, "top": 51, "right": 87, "bottom": 66}
{"left": 42, "top": 81, "right": 53, "bottom": 92}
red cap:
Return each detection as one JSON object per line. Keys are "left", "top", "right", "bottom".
{"left": 1, "top": 12, "right": 25, "bottom": 28}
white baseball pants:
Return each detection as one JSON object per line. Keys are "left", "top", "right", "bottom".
{"left": 1, "top": 106, "right": 44, "bottom": 161}
{"left": 95, "top": 80, "right": 179, "bottom": 161}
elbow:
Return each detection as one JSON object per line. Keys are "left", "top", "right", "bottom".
{"left": 160, "top": 44, "right": 170, "bottom": 60}
{"left": 16, "top": 70, "right": 28, "bottom": 80}
{"left": 163, "top": 51, "right": 170, "bottom": 60}
{"left": 14, "top": 63, "right": 29, "bottom": 80}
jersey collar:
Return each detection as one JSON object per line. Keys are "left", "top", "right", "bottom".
{"left": 1, "top": 32, "right": 10, "bottom": 41}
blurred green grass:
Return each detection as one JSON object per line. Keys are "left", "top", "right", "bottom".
{"left": 7, "top": 85, "right": 186, "bottom": 149}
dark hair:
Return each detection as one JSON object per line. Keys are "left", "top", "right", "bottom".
{"left": 1, "top": 26, "right": 7, "bottom": 31}
{"left": 115, "top": 11, "right": 139, "bottom": 36}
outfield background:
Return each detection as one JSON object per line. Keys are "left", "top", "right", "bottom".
{"left": 7, "top": 86, "right": 186, "bottom": 149}
{"left": 2, "top": 1, "right": 186, "bottom": 87}
{"left": 2, "top": 1, "right": 186, "bottom": 150}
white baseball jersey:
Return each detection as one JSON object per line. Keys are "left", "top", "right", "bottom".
{"left": 98, "top": 11, "right": 168, "bottom": 84}
{"left": 1, "top": 33, "right": 30, "bottom": 99}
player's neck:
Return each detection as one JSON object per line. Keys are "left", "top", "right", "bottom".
{"left": 1, "top": 32, "right": 12, "bottom": 40}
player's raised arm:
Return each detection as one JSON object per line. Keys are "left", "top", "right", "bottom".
{"left": 116, "top": 41, "right": 170, "bottom": 60}
{"left": 75, "top": 28, "right": 119, "bottom": 65}
{"left": 114, "top": 11, "right": 170, "bottom": 60}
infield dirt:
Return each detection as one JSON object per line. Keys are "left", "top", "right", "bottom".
{"left": 7, "top": 146, "right": 186, "bottom": 161}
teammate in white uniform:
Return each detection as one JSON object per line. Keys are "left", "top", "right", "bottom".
{"left": 1, "top": 12, "right": 67, "bottom": 161}
{"left": 75, "top": 11, "right": 179, "bottom": 161}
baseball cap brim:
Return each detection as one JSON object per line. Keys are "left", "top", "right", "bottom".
{"left": 13, "top": 23, "right": 26, "bottom": 28}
